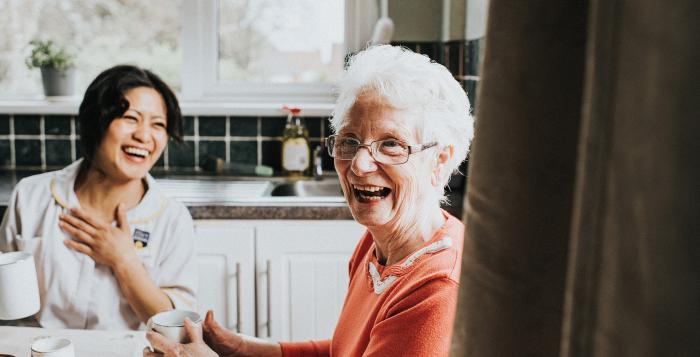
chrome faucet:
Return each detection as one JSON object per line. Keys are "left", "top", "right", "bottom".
{"left": 312, "top": 146, "right": 324, "bottom": 180}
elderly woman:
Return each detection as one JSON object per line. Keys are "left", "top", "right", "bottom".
{"left": 0, "top": 65, "right": 197, "bottom": 329}
{"left": 146, "top": 45, "right": 473, "bottom": 356}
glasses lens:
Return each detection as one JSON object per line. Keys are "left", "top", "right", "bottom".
{"left": 326, "top": 136, "right": 336, "bottom": 156}
{"left": 328, "top": 136, "right": 410, "bottom": 164}
{"left": 331, "top": 136, "right": 359, "bottom": 159}
{"left": 374, "top": 139, "right": 409, "bottom": 164}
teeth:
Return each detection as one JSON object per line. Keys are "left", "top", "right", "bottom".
{"left": 353, "top": 184, "right": 391, "bottom": 202}
{"left": 124, "top": 147, "right": 149, "bottom": 157}
{"left": 357, "top": 192, "right": 383, "bottom": 201}
{"left": 352, "top": 185, "right": 385, "bottom": 192}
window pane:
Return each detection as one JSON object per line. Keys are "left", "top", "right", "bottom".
{"left": 0, "top": 0, "right": 181, "bottom": 98}
{"left": 218, "top": 0, "right": 345, "bottom": 84}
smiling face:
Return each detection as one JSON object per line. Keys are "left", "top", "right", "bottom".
{"left": 92, "top": 86, "right": 168, "bottom": 182}
{"left": 335, "top": 92, "right": 438, "bottom": 230}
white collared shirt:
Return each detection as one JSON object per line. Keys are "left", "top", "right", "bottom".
{"left": 0, "top": 160, "right": 197, "bottom": 330}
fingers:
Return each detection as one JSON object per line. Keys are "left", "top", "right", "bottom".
{"left": 146, "top": 331, "right": 174, "bottom": 355}
{"left": 202, "top": 310, "right": 221, "bottom": 347}
{"left": 59, "top": 213, "right": 98, "bottom": 236}
{"left": 59, "top": 219, "right": 96, "bottom": 246}
{"left": 63, "top": 238, "right": 93, "bottom": 256}
{"left": 204, "top": 310, "right": 214, "bottom": 327}
{"left": 203, "top": 310, "right": 220, "bottom": 334}
{"left": 116, "top": 203, "right": 130, "bottom": 231}
{"left": 69, "top": 207, "right": 105, "bottom": 228}
{"left": 183, "top": 317, "right": 203, "bottom": 343}
{"left": 142, "top": 346, "right": 161, "bottom": 357}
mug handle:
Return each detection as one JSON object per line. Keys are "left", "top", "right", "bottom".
{"left": 145, "top": 317, "right": 156, "bottom": 353}
{"left": 146, "top": 317, "right": 154, "bottom": 332}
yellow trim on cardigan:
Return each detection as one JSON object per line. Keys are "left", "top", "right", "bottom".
{"left": 162, "top": 288, "right": 195, "bottom": 309}
{"left": 50, "top": 178, "right": 167, "bottom": 225}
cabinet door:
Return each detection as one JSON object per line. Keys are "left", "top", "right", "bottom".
{"left": 256, "top": 220, "right": 365, "bottom": 341}
{"left": 194, "top": 221, "right": 256, "bottom": 335}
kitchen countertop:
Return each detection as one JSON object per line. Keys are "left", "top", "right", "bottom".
{"left": 0, "top": 170, "right": 464, "bottom": 220}
{"left": 0, "top": 170, "right": 354, "bottom": 220}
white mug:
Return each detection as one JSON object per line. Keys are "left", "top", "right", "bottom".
{"left": 0, "top": 251, "right": 41, "bottom": 320}
{"left": 31, "top": 337, "right": 75, "bottom": 357}
{"left": 147, "top": 310, "right": 202, "bottom": 347}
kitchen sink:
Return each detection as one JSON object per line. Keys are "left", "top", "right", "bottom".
{"left": 269, "top": 179, "right": 345, "bottom": 197}
{"left": 154, "top": 176, "right": 347, "bottom": 204}
{"left": 156, "top": 179, "right": 273, "bottom": 202}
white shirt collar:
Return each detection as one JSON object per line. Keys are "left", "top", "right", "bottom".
{"left": 50, "top": 159, "right": 167, "bottom": 225}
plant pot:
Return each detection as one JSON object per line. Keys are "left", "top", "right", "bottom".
{"left": 40, "top": 66, "right": 76, "bottom": 97}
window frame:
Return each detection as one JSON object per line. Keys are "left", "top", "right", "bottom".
{"left": 181, "top": 0, "right": 376, "bottom": 104}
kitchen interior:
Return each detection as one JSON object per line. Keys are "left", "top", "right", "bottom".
{"left": 2, "top": 0, "right": 699, "bottom": 356}
{"left": 0, "top": 0, "right": 488, "bottom": 354}
{"left": 0, "top": 0, "right": 484, "bottom": 218}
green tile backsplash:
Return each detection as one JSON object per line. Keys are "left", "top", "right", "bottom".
{"left": 198, "top": 116, "right": 227, "bottom": 136}
{"left": 230, "top": 117, "right": 257, "bottom": 137}
{"left": 44, "top": 115, "right": 72, "bottom": 135}
{"left": 45, "top": 140, "right": 72, "bottom": 166}
{"left": 0, "top": 140, "right": 10, "bottom": 166}
{"left": 0, "top": 115, "right": 9, "bottom": 134}
{"left": 15, "top": 139, "right": 41, "bottom": 166}
{"left": 0, "top": 114, "right": 329, "bottom": 172}
{"left": 230, "top": 141, "right": 257, "bottom": 165}
{"left": 14, "top": 115, "right": 41, "bottom": 135}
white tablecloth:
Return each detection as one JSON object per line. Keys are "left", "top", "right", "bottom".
{"left": 0, "top": 326, "right": 149, "bottom": 357}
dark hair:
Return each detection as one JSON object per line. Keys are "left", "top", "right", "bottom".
{"left": 78, "top": 65, "right": 183, "bottom": 167}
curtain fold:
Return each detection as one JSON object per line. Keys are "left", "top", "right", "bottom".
{"left": 453, "top": 0, "right": 700, "bottom": 356}
{"left": 561, "top": 0, "right": 700, "bottom": 356}
{"left": 451, "top": 1, "right": 589, "bottom": 356}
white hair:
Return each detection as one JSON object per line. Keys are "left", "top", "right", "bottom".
{"left": 331, "top": 45, "right": 474, "bottom": 190}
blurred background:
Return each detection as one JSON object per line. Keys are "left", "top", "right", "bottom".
{"left": 0, "top": 0, "right": 487, "bottom": 179}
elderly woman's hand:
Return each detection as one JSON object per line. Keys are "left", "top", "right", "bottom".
{"left": 201, "top": 310, "right": 283, "bottom": 357}
{"left": 144, "top": 318, "right": 218, "bottom": 357}
{"left": 59, "top": 204, "right": 139, "bottom": 269}
{"left": 202, "top": 310, "right": 245, "bottom": 355}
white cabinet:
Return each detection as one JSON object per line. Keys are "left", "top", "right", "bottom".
{"left": 194, "top": 222, "right": 256, "bottom": 335}
{"left": 256, "top": 221, "right": 365, "bottom": 341}
{"left": 193, "top": 220, "right": 364, "bottom": 341}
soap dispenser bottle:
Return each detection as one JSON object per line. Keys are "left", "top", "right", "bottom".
{"left": 281, "top": 107, "right": 310, "bottom": 176}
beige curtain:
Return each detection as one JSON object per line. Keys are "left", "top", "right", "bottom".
{"left": 452, "top": 0, "right": 700, "bottom": 356}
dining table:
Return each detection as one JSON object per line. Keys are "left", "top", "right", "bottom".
{"left": 0, "top": 325, "right": 150, "bottom": 357}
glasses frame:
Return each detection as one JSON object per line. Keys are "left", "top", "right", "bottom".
{"left": 325, "top": 134, "right": 438, "bottom": 165}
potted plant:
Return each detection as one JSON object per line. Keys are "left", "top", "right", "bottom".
{"left": 25, "top": 39, "right": 76, "bottom": 97}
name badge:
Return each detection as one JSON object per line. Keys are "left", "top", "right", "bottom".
{"left": 133, "top": 229, "right": 150, "bottom": 249}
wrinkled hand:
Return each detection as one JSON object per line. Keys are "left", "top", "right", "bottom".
{"left": 144, "top": 318, "right": 218, "bottom": 357}
{"left": 202, "top": 310, "right": 245, "bottom": 356}
{"left": 59, "top": 203, "right": 138, "bottom": 269}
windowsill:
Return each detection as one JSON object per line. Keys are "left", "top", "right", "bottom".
{"left": 0, "top": 99, "right": 335, "bottom": 117}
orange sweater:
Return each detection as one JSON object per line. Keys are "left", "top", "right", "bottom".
{"left": 281, "top": 211, "right": 463, "bottom": 357}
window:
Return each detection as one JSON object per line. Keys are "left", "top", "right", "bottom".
{"left": 0, "top": 0, "right": 376, "bottom": 103}
{"left": 0, "top": 0, "right": 182, "bottom": 98}
{"left": 218, "top": 0, "right": 345, "bottom": 85}
{"left": 182, "top": 0, "right": 373, "bottom": 103}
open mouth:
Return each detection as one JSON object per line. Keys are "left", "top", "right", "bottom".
{"left": 352, "top": 184, "right": 392, "bottom": 203}
{"left": 123, "top": 146, "right": 150, "bottom": 159}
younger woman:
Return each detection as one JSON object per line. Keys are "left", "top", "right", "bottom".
{"left": 0, "top": 65, "right": 197, "bottom": 330}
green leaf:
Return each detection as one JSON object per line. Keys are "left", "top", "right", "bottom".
{"left": 25, "top": 39, "right": 75, "bottom": 71}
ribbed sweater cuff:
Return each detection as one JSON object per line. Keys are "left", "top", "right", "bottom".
{"left": 280, "top": 339, "right": 331, "bottom": 357}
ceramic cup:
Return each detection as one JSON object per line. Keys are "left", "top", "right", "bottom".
{"left": 147, "top": 310, "right": 202, "bottom": 349}
{"left": 30, "top": 337, "right": 75, "bottom": 357}
{"left": 0, "top": 251, "right": 40, "bottom": 320}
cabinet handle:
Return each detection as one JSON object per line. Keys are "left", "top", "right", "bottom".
{"left": 235, "top": 262, "right": 241, "bottom": 333}
{"left": 266, "top": 260, "right": 272, "bottom": 337}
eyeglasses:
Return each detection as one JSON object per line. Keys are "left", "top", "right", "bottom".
{"left": 325, "top": 134, "right": 437, "bottom": 165}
